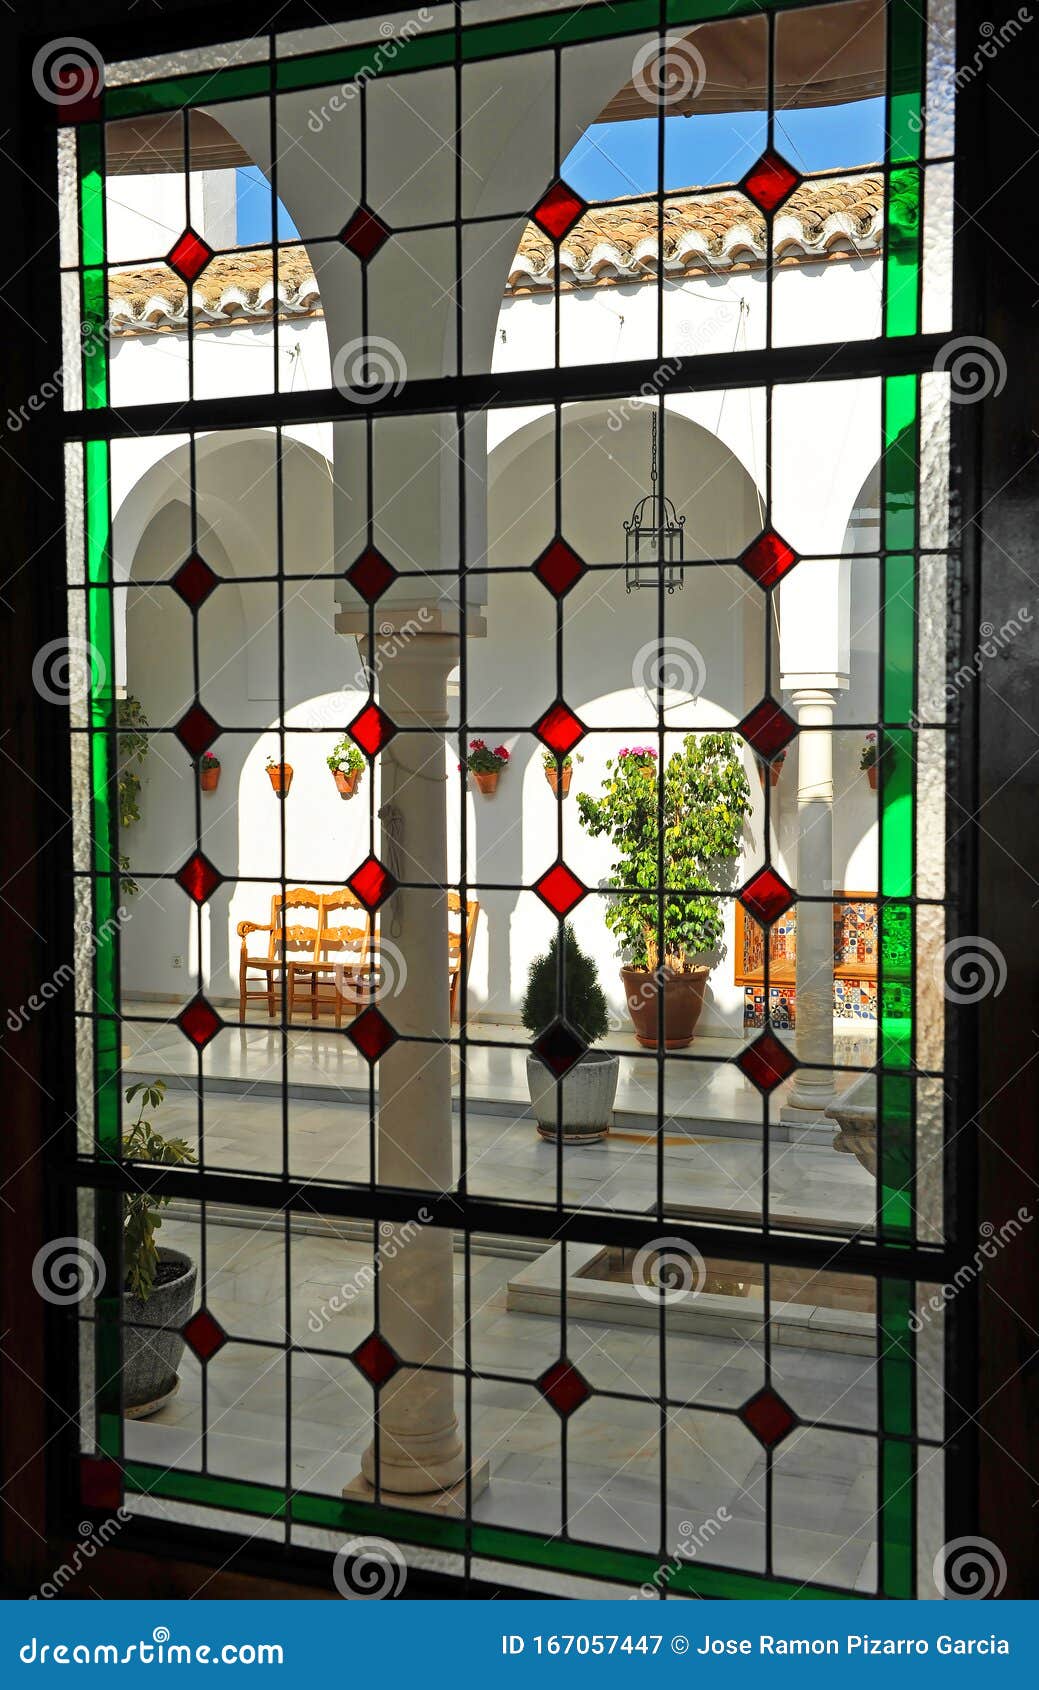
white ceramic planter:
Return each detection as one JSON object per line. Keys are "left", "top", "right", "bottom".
{"left": 526, "top": 1050, "right": 619, "bottom": 1143}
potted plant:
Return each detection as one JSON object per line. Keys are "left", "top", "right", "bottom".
{"left": 266, "top": 754, "right": 293, "bottom": 798}
{"left": 198, "top": 751, "right": 221, "bottom": 793}
{"left": 522, "top": 924, "right": 617, "bottom": 1143}
{"left": 462, "top": 738, "right": 510, "bottom": 796}
{"left": 327, "top": 738, "right": 365, "bottom": 799}
{"left": 755, "top": 747, "right": 786, "bottom": 790}
{"left": 543, "top": 749, "right": 583, "bottom": 798}
{"left": 117, "top": 693, "right": 149, "bottom": 897}
{"left": 861, "top": 731, "right": 881, "bottom": 790}
{"left": 576, "top": 734, "right": 751, "bottom": 1049}
{"left": 121, "top": 1081, "right": 199, "bottom": 1418}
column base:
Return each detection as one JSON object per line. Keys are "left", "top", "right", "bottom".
{"left": 343, "top": 1458, "right": 490, "bottom": 1518}
{"left": 778, "top": 1101, "right": 840, "bottom": 1147}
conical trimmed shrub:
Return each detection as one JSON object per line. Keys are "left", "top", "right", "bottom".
{"left": 522, "top": 923, "right": 609, "bottom": 1045}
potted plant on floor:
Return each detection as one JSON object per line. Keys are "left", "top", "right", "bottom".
{"left": 266, "top": 754, "right": 293, "bottom": 798}
{"left": 522, "top": 923, "right": 617, "bottom": 1143}
{"left": 462, "top": 738, "right": 509, "bottom": 796}
{"left": 121, "top": 1080, "right": 199, "bottom": 1418}
{"left": 327, "top": 738, "right": 365, "bottom": 800}
{"left": 198, "top": 751, "right": 221, "bottom": 793}
{"left": 577, "top": 734, "right": 751, "bottom": 1049}
{"left": 543, "top": 749, "right": 583, "bottom": 798}
{"left": 860, "top": 731, "right": 881, "bottom": 790}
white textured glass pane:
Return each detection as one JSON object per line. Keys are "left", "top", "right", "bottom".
{"left": 916, "top": 730, "right": 947, "bottom": 899}
{"left": 915, "top": 1283, "right": 945, "bottom": 1438}
{"left": 75, "top": 1017, "right": 95, "bottom": 1155}
{"left": 922, "top": 161, "right": 953, "bottom": 334}
{"left": 277, "top": 8, "right": 451, "bottom": 59}
{"left": 58, "top": 130, "right": 79, "bottom": 268}
{"left": 61, "top": 272, "right": 84, "bottom": 413}
{"left": 65, "top": 442, "right": 84, "bottom": 584}
{"left": 917, "top": 552, "right": 948, "bottom": 727}
{"left": 917, "top": 1079, "right": 945, "bottom": 1243}
{"left": 106, "top": 38, "right": 270, "bottom": 88}
{"left": 916, "top": 900, "right": 946, "bottom": 1070}
{"left": 919, "top": 371, "right": 951, "bottom": 549}
{"left": 925, "top": 0, "right": 956, "bottom": 158}
{"left": 916, "top": 1447, "right": 945, "bottom": 1598}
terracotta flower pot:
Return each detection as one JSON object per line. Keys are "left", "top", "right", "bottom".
{"left": 471, "top": 770, "right": 499, "bottom": 796}
{"left": 866, "top": 764, "right": 878, "bottom": 790}
{"left": 267, "top": 763, "right": 293, "bottom": 798}
{"left": 199, "top": 764, "right": 220, "bottom": 793}
{"left": 334, "top": 767, "right": 361, "bottom": 800}
{"left": 620, "top": 965, "right": 709, "bottom": 1050}
{"left": 756, "top": 756, "right": 784, "bottom": 790}
{"left": 545, "top": 764, "right": 572, "bottom": 797}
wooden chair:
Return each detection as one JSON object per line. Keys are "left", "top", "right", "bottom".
{"left": 237, "top": 888, "right": 322, "bottom": 1022}
{"left": 448, "top": 893, "right": 481, "bottom": 1023}
{"left": 289, "top": 890, "right": 373, "bottom": 1027}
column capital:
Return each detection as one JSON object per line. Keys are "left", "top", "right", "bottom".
{"left": 356, "top": 630, "right": 459, "bottom": 727}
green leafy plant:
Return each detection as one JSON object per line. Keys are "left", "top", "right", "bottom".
{"left": 198, "top": 751, "right": 220, "bottom": 770}
{"left": 541, "top": 749, "right": 583, "bottom": 770}
{"left": 522, "top": 923, "right": 609, "bottom": 1045}
{"left": 327, "top": 738, "right": 365, "bottom": 775}
{"left": 860, "top": 732, "right": 878, "bottom": 771}
{"left": 462, "top": 738, "right": 510, "bottom": 775}
{"left": 122, "top": 1081, "right": 198, "bottom": 1302}
{"left": 576, "top": 733, "right": 751, "bottom": 971}
{"left": 117, "top": 694, "right": 149, "bottom": 897}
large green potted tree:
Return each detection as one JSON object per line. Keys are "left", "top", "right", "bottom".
{"left": 522, "top": 924, "right": 616, "bottom": 1143}
{"left": 576, "top": 734, "right": 751, "bottom": 1049}
{"left": 121, "top": 1081, "right": 199, "bottom": 1418}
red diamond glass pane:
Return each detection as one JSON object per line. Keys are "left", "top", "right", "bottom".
{"left": 352, "top": 1331, "right": 400, "bottom": 1387}
{"left": 167, "top": 228, "right": 213, "bottom": 283}
{"left": 174, "top": 703, "right": 220, "bottom": 759}
{"left": 348, "top": 856, "right": 396, "bottom": 911}
{"left": 348, "top": 1006, "right": 398, "bottom": 1063}
{"left": 742, "top": 150, "right": 800, "bottom": 214}
{"left": 532, "top": 180, "right": 587, "bottom": 241}
{"left": 535, "top": 701, "right": 586, "bottom": 758}
{"left": 739, "top": 1386, "right": 798, "bottom": 1448}
{"left": 349, "top": 701, "right": 395, "bottom": 757}
{"left": 739, "top": 867, "right": 795, "bottom": 928}
{"left": 80, "top": 1456, "right": 122, "bottom": 1511}
{"left": 172, "top": 553, "right": 218, "bottom": 609}
{"left": 182, "top": 1307, "right": 227, "bottom": 1363}
{"left": 177, "top": 995, "right": 222, "bottom": 1050}
{"left": 175, "top": 852, "right": 221, "bottom": 906}
{"left": 533, "top": 538, "right": 586, "bottom": 598}
{"left": 346, "top": 547, "right": 397, "bottom": 602}
{"left": 340, "top": 204, "right": 391, "bottom": 262}
{"left": 740, "top": 529, "right": 798, "bottom": 589}
{"left": 533, "top": 1020, "right": 587, "bottom": 1077}
{"left": 535, "top": 862, "right": 586, "bottom": 918}
{"left": 738, "top": 1030, "right": 797, "bottom": 1094}
{"left": 738, "top": 700, "right": 797, "bottom": 760}
{"left": 537, "top": 1359, "right": 591, "bottom": 1417}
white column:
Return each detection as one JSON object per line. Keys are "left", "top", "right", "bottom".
{"left": 343, "top": 633, "right": 485, "bottom": 1509}
{"left": 785, "top": 688, "right": 838, "bottom": 1118}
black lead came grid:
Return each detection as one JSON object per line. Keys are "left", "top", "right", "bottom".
{"left": 54, "top": 0, "right": 974, "bottom": 1597}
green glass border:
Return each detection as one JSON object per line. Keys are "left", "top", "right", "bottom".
{"left": 122, "top": 1462, "right": 860, "bottom": 1598}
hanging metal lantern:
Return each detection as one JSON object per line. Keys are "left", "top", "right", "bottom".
{"left": 624, "top": 412, "right": 685, "bottom": 593}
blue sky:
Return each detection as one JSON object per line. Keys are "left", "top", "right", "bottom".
{"left": 235, "top": 98, "right": 885, "bottom": 244}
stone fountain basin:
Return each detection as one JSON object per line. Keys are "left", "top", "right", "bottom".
{"left": 825, "top": 1072, "right": 877, "bottom": 1176}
